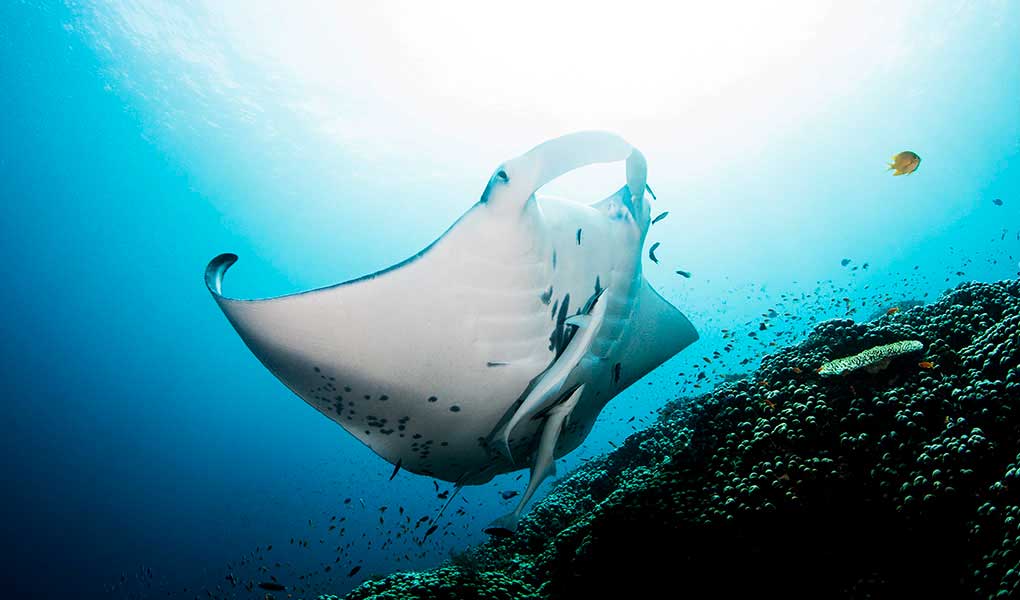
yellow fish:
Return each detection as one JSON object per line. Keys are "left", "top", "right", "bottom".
{"left": 888, "top": 151, "right": 921, "bottom": 176}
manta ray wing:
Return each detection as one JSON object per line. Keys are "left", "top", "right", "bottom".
{"left": 615, "top": 278, "right": 699, "bottom": 390}
{"left": 205, "top": 204, "right": 552, "bottom": 484}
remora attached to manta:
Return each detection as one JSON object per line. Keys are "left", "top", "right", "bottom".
{"left": 205, "top": 131, "right": 698, "bottom": 534}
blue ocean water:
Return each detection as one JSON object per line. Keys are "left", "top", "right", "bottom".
{"left": 1, "top": 2, "right": 1017, "bottom": 598}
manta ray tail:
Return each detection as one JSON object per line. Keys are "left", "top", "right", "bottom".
{"left": 420, "top": 483, "right": 463, "bottom": 545}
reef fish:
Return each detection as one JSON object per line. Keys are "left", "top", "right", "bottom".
{"left": 888, "top": 151, "right": 921, "bottom": 176}
{"left": 257, "top": 582, "right": 285, "bottom": 591}
{"left": 205, "top": 131, "right": 698, "bottom": 535}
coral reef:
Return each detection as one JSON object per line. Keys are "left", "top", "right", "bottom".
{"left": 866, "top": 299, "right": 927, "bottom": 321}
{"left": 338, "top": 280, "right": 1019, "bottom": 599}
{"left": 336, "top": 566, "right": 540, "bottom": 599}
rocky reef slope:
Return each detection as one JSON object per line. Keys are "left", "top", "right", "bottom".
{"left": 340, "top": 280, "right": 1020, "bottom": 599}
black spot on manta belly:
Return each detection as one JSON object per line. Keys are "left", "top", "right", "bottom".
{"left": 576, "top": 228, "right": 582, "bottom": 245}
{"left": 540, "top": 285, "right": 554, "bottom": 305}
{"left": 486, "top": 361, "right": 508, "bottom": 367}
{"left": 613, "top": 362, "right": 622, "bottom": 384}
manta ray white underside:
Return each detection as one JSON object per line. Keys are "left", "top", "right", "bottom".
{"left": 206, "top": 131, "right": 698, "bottom": 533}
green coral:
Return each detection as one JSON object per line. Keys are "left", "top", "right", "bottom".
{"left": 818, "top": 339, "right": 924, "bottom": 376}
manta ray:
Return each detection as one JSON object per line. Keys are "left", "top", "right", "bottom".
{"left": 205, "top": 131, "right": 698, "bottom": 534}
